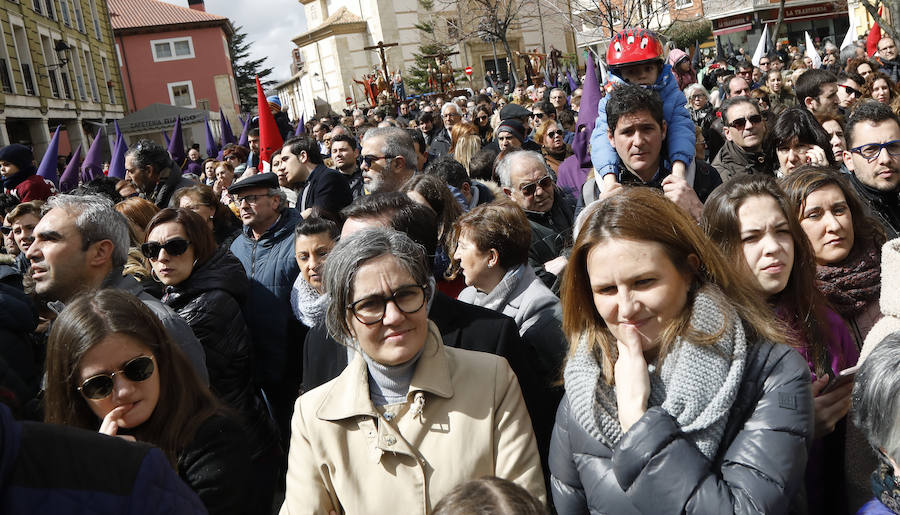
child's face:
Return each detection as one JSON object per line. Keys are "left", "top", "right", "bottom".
{"left": 618, "top": 63, "right": 659, "bottom": 86}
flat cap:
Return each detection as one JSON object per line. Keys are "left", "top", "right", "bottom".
{"left": 499, "top": 103, "right": 532, "bottom": 120}
{"left": 228, "top": 172, "right": 279, "bottom": 194}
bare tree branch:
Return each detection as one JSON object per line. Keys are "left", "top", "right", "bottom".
{"left": 859, "top": 0, "right": 900, "bottom": 44}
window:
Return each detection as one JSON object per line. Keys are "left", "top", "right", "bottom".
{"left": 39, "top": 33, "right": 60, "bottom": 98}
{"left": 72, "top": 0, "right": 85, "bottom": 32}
{"left": 151, "top": 37, "right": 195, "bottom": 62}
{"left": 88, "top": 0, "right": 101, "bottom": 39}
{"left": 167, "top": 80, "right": 195, "bottom": 107}
{"left": 82, "top": 47, "right": 100, "bottom": 102}
{"left": 32, "top": 0, "right": 44, "bottom": 15}
{"left": 675, "top": 0, "right": 692, "bottom": 7}
{"left": 59, "top": 0, "right": 71, "bottom": 26}
{"left": 70, "top": 45, "right": 86, "bottom": 100}
{"left": 44, "top": 0, "right": 56, "bottom": 19}
{"left": 0, "top": 23, "right": 14, "bottom": 94}
{"left": 100, "top": 55, "right": 114, "bottom": 103}
{"left": 115, "top": 43, "right": 122, "bottom": 67}
{"left": 59, "top": 60, "right": 72, "bottom": 99}
{"left": 10, "top": 20, "right": 37, "bottom": 95}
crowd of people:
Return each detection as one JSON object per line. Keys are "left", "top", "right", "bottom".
{"left": 1, "top": 27, "right": 900, "bottom": 514}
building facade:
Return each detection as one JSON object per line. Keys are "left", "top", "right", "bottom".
{"left": 0, "top": 0, "right": 126, "bottom": 160}
{"left": 573, "top": 0, "right": 706, "bottom": 53}
{"left": 706, "top": 0, "right": 850, "bottom": 51}
{"left": 291, "top": 0, "right": 576, "bottom": 116}
{"left": 109, "top": 0, "right": 240, "bottom": 131}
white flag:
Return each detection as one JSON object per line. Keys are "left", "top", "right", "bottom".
{"left": 805, "top": 31, "right": 822, "bottom": 69}
{"left": 752, "top": 25, "right": 769, "bottom": 66}
{"left": 599, "top": 57, "right": 608, "bottom": 83}
{"left": 840, "top": 11, "right": 857, "bottom": 50}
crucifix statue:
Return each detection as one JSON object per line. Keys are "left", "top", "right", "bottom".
{"left": 364, "top": 41, "right": 399, "bottom": 85}
{"left": 422, "top": 49, "right": 460, "bottom": 93}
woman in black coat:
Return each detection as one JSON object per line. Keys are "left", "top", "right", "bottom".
{"left": 144, "top": 207, "right": 281, "bottom": 514}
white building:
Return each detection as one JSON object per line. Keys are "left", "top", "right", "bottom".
{"left": 291, "top": 0, "right": 576, "bottom": 116}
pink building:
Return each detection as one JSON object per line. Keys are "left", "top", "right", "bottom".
{"left": 108, "top": 0, "right": 239, "bottom": 127}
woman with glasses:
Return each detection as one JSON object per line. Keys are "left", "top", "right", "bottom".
{"left": 702, "top": 174, "right": 859, "bottom": 514}
{"left": 473, "top": 104, "right": 494, "bottom": 144}
{"left": 43, "top": 289, "right": 256, "bottom": 515}
{"left": 551, "top": 188, "right": 812, "bottom": 513}
{"left": 535, "top": 119, "right": 572, "bottom": 173}
{"left": 142, "top": 208, "right": 281, "bottom": 511}
{"left": 281, "top": 228, "right": 544, "bottom": 514}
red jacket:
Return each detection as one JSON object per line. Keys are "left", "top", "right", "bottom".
{"left": 4, "top": 173, "right": 55, "bottom": 202}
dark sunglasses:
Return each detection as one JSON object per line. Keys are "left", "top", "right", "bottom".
{"left": 140, "top": 238, "right": 191, "bottom": 260}
{"left": 0, "top": 225, "right": 10, "bottom": 236}
{"left": 519, "top": 175, "right": 554, "bottom": 197}
{"left": 532, "top": 112, "right": 546, "bottom": 119}
{"left": 476, "top": 116, "right": 488, "bottom": 122}
{"left": 361, "top": 154, "right": 394, "bottom": 167}
{"left": 728, "top": 114, "right": 763, "bottom": 130}
{"left": 839, "top": 84, "right": 861, "bottom": 98}
{"left": 546, "top": 130, "right": 563, "bottom": 138}
{"left": 78, "top": 356, "right": 155, "bottom": 400}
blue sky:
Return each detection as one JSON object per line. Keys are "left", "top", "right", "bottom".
{"left": 159, "top": 0, "right": 308, "bottom": 83}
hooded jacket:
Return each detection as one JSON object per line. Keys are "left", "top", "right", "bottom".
{"left": 667, "top": 48, "right": 698, "bottom": 90}
{"left": 146, "top": 158, "right": 194, "bottom": 208}
{"left": 229, "top": 207, "right": 302, "bottom": 383}
{"left": 590, "top": 63, "right": 696, "bottom": 179}
{"left": 161, "top": 246, "right": 276, "bottom": 458}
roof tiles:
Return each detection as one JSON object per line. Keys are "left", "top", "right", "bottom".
{"left": 108, "top": 0, "right": 227, "bottom": 30}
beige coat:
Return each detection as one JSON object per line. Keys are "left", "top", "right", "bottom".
{"left": 280, "top": 322, "right": 545, "bottom": 515}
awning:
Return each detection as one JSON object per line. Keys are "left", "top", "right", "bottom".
{"left": 713, "top": 24, "right": 753, "bottom": 36}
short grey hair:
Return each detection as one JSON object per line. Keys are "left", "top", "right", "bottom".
{"left": 322, "top": 228, "right": 432, "bottom": 345}
{"left": 361, "top": 126, "right": 417, "bottom": 173}
{"left": 125, "top": 139, "right": 170, "bottom": 173}
{"left": 46, "top": 194, "right": 129, "bottom": 268}
{"left": 852, "top": 333, "right": 900, "bottom": 466}
{"left": 684, "top": 83, "right": 708, "bottom": 102}
{"left": 441, "top": 103, "right": 462, "bottom": 116}
{"left": 269, "top": 188, "right": 288, "bottom": 213}
{"left": 496, "top": 150, "right": 552, "bottom": 188}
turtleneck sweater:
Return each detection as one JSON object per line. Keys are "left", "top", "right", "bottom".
{"left": 362, "top": 346, "right": 424, "bottom": 406}
{"left": 849, "top": 172, "right": 900, "bottom": 239}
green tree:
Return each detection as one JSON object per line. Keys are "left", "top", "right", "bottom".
{"left": 229, "top": 25, "right": 277, "bottom": 113}
{"left": 406, "top": 1, "right": 463, "bottom": 94}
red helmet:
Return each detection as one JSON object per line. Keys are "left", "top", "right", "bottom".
{"left": 606, "top": 28, "right": 664, "bottom": 68}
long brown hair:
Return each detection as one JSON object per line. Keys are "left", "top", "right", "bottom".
{"left": 44, "top": 289, "right": 219, "bottom": 464}
{"left": 779, "top": 165, "right": 886, "bottom": 255}
{"left": 702, "top": 174, "right": 831, "bottom": 377}
{"left": 563, "top": 187, "right": 780, "bottom": 383}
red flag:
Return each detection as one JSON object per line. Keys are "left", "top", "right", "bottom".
{"left": 255, "top": 76, "right": 283, "bottom": 166}
{"left": 867, "top": 6, "right": 883, "bottom": 57}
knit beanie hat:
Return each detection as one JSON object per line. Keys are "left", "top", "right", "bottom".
{"left": 267, "top": 95, "right": 282, "bottom": 113}
{"left": 495, "top": 119, "right": 525, "bottom": 143}
{"left": 0, "top": 144, "right": 35, "bottom": 175}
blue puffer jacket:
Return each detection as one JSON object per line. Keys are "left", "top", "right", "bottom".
{"left": 229, "top": 207, "right": 302, "bottom": 383}
{"left": 590, "top": 63, "right": 696, "bottom": 179}
{"left": 0, "top": 403, "right": 207, "bottom": 514}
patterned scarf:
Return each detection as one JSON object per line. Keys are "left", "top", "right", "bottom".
{"left": 564, "top": 286, "right": 747, "bottom": 460}
{"left": 816, "top": 242, "right": 881, "bottom": 319}
{"left": 871, "top": 459, "right": 900, "bottom": 513}
{"left": 290, "top": 275, "right": 328, "bottom": 328}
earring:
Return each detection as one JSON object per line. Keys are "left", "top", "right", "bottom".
{"left": 149, "top": 267, "right": 162, "bottom": 283}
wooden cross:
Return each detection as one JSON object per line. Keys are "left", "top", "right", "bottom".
{"left": 364, "top": 41, "right": 399, "bottom": 84}
{"left": 422, "top": 49, "right": 460, "bottom": 93}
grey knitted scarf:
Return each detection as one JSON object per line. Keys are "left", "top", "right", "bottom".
{"left": 465, "top": 264, "right": 526, "bottom": 312}
{"left": 563, "top": 286, "right": 748, "bottom": 460}
{"left": 290, "top": 275, "right": 328, "bottom": 328}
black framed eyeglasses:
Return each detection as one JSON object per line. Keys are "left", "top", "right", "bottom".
{"left": 347, "top": 284, "right": 427, "bottom": 325}
{"left": 78, "top": 355, "right": 155, "bottom": 400}
{"left": 140, "top": 238, "right": 191, "bottom": 260}
{"left": 235, "top": 194, "right": 271, "bottom": 206}
{"left": 727, "top": 114, "right": 763, "bottom": 130}
{"left": 519, "top": 175, "right": 554, "bottom": 197}
{"left": 361, "top": 154, "right": 394, "bottom": 167}
{"left": 849, "top": 140, "right": 900, "bottom": 162}
{"left": 838, "top": 84, "right": 861, "bottom": 98}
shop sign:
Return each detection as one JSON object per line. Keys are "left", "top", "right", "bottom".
{"left": 759, "top": 2, "right": 845, "bottom": 23}
{"left": 713, "top": 13, "right": 753, "bottom": 31}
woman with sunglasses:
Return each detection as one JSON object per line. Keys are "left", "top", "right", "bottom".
{"left": 473, "top": 104, "right": 494, "bottom": 144}
{"left": 143, "top": 208, "right": 281, "bottom": 510}
{"left": 281, "top": 228, "right": 544, "bottom": 514}
{"left": 702, "top": 174, "right": 859, "bottom": 514}
{"left": 44, "top": 289, "right": 255, "bottom": 515}
{"left": 535, "top": 119, "right": 572, "bottom": 174}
